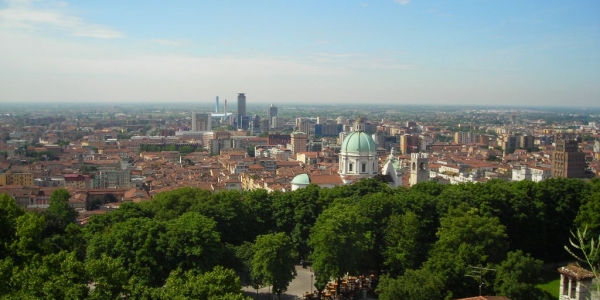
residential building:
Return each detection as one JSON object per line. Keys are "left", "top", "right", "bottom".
{"left": 191, "top": 112, "right": 211, "bottom": 131}
{"left": 552, "top": 140, "right": 586, "bottom": 178}
{"left": 290, "top": 132, "right": 308, "bottom": 155}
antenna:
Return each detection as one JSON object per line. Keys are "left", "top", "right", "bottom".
{"left": 466, "top": 266, "right": 496, "bottom": 296}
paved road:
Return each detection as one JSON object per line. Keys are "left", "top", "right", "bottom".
{"left": 242, "top": 265, "right": 314, "bottom": 300}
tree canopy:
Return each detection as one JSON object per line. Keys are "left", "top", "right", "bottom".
{"left": 1, "top": 177, "right": 598, "bottom": 299}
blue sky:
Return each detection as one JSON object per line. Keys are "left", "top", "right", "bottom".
{"left": 0, "top": 0, "right": 598, "bottom": 106}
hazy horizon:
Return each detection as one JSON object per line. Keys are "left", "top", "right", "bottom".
{"left": 1, "top": 0, "right": 599, "bottom": 106}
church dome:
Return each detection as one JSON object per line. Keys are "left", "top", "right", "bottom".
{"left": 291, "top": 173, "right": 310, "bottom": 185}
{"left": 341, "top": 131, "right": 377, "bottom": 153}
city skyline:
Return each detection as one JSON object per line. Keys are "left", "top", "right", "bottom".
{"left": 0, "top": 0, "right": 599, "bottom": 106}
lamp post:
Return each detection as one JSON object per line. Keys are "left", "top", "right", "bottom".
{"left": 311, "top": 273, "right": 313, "bottom": 294}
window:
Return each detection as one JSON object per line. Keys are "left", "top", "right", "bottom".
{"left": 362, "top": 163, "right": 366, "bottom": 173}
{"left": 349, "top": 163, "right": 353, "bottom": 172}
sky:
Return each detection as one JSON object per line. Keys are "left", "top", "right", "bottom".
{"left": 0, "top": 0, "right": 599, "bottom": 107}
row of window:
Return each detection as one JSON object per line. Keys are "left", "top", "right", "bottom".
{"left": 348, "top": 162, "right": 375, "bottom": 173}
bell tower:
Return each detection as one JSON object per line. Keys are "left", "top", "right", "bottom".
{"left": 409, "top": 153, "right": 429, "bottom": 186}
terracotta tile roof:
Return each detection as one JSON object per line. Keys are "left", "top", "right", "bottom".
{"left": 558, "top": 264, "right": 596, "bottom": 280}
{"left": 310, "top": 174, "right": 343, "bottom": 185}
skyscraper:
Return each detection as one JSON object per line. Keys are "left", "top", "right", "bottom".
{"left": 268, "top": 104, "right": 277, "bottom": 126}
{"left": 237, "top": 93, "right": 246, "bottom": 115}
{"left": 191, "top": 112, "right": 196, "bottom": 131}
{"left": 237, "top": 93, "right": 247, "bottom": 130}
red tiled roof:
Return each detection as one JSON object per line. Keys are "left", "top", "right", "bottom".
{"left": 558, "top": 264, "right": 595, "bottom": 280}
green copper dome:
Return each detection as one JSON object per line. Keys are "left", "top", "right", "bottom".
{"left": 341, "top": 131, "right": 376, "bottom": 153}
{"left": 291, "top": 173, "right": 310, "bottom": 185}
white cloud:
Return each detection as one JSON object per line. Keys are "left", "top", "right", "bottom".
{"left": 394, "top": 0, "right": 411, "bottom": 5}
{"left": 0, "top": 30, "right": 352, "bottom": 103}
{"left": 0, "top": 0, "right": 124, "bottom": 38}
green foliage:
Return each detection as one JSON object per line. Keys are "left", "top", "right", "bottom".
{"left": 0, "top": 193, "right": 25, "bottom": 259}
{"left": 575, "top": 192, "right": 600, "bottom": 238}
{"left": 159, "top": 266, "right": 250, "bottom": 300}
{"left": 8, "top": 251, "right": 88, "bottom": 299}
{"left": 252, "top": 233, "right": 297, "bottom": 299}
{"left": 44, "top": 189, "right": 78, "bottom": 234}
{"left": 424, "top": 206, "right": 508, "bottom": 297}
{"left": 143, "top": 187, "right": 209, "bottom": 221}
{"left": 86, "top": 217, "right": 169, "bottom": 286}
{"left": 355, "top": 192, "right": 404, "bottom": 273}
{"left": 83, "top": 202, "right": 154, "bottom": 238}
{"left": 160, "top": 212, "right": 222, "bottom": 272}
{"left": 86, "top": 255, "right": 129, "bottom": 300}
{"left": 494, "top": 250, "right": 545, "bottom": 299}
{"left": 1, "top": 177, "right": 598, "bottom": 299}
{"left": 376, "top": 269, "right": 445, "bottom": 300}
{"left": 309, "top": 205, "right": 371, "bottom": 288}
{"left": 11, "top": 212, "right": 44, "bottom": 259}
{"left": 242, "top": 189, "right": 275, "bottom": 241}
{"left": 384, "top": 211, "right": 424, "bottom": 276}
{"left": 272, "top": 184, "right": 325, "bottom": 258}
{"left": 193, "top": 189, "right": 249, "bottom": 245}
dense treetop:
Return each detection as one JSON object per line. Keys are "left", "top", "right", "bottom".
{"left": 1, "top": 177, "right": 599, "bottom": 299}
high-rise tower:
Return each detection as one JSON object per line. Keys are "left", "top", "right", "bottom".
{"left": 215, "top": 96, "right": 219, "bottom": 113}
{"left": 237, "top": 93, "right": 247, "bottom": 130}
{"left": 192, "top": 112, "right": 196, "bottom": 131}
{"left": 268, "top": 104, "right": 278, "bottom": 126}
{"left": 237, "top": 93, "right": 246, "bottom": 116}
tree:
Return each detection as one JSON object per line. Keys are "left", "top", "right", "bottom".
{"left": 83, "top": 202, "right": 154, "bottom": 239}
{"left": 355, "top": 192, "right": 403, "bottom": 274}
{"left": 252, "top": 233, "right": 297, "bottom": 300}
{"left": 271, "top": 184, "right": 325, "bottom": 259}
{"left": 86, "top": 217, "right": 169, "bottom": 286}
{"left": 376, "top": 269, "right": 445, "bottom": 300}
{"left": 193, "top": 189, "right": 249, "bottom": 245}
{"left": 44, "top": 189, "right": 78, "bottom": 234}
{"left": 424, "top": 206, "right": 508, "bottom": 298}
{"left": 575, "top": 192, "right": 600, "bottom": 238}
{"left": 0, "top": 193, "right": 25, "bottom": 259}
{"left": 86, "top": 255, "right": 129, "bottom": 300}
{"left": 383, "top": 211, "right": 423, "bottom": 276}
{"left": 180, "top": 145, "right": 193, "bottom": 154}
{"left": 11, "top": 212, "right": 44, "bottom": 260}
{"left": 309, "top": 205, "right": 371, "bottom": 294}
{"left": 494, "top": 250, "right": 545, "bottom": 299}
{"left": 536, "top": 178, "right": 589, "bottom": 260}
{"left": 242, "top": 189, "right": 275, "bottom": 244}
{"left": 160, "top": 212, "right": 222, "bottom": 272}
{"left": 8, "top": 251, "right": 88, "bottom": 299}
{"left": 159, "top": 266, "right": 251, "bottom": 300}
{"left": 234, "top": 242, "right": 260, "bottom": 290}
{"left": 142, "top": 187, "right": 206, "bottom": 221}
